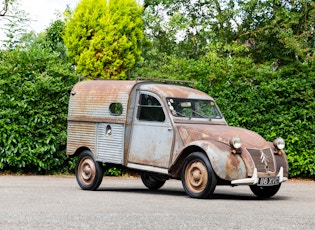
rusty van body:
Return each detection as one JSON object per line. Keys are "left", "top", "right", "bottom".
{"left": 66, "top": 80, "right": 288, "bottom": 199}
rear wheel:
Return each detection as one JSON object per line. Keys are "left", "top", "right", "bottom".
{"left": 141, "top": 173, "right": 166, "bottom": 190}
{"left": 75, "top": 150, "right": 103, "bottom": 190}
{"left": 181, "top": 152, "right": 217, "bottom": 199}
{"left": 250, "top": 184, "right": 281, "bottom": 198}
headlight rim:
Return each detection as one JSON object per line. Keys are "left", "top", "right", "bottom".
{"left": 230, "top": 136, "right": 242, "bottom": 149}
{"left": 273, "top": 137, "right": 285, "bottom": 150}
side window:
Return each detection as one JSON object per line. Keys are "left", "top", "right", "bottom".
{"left": 109, "top": 102, "right": 123, "bottom": 116}
{"left": 138, "top": 94, "right": 165, "bottom": 122}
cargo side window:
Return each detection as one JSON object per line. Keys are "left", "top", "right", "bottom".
{"left": 138, "top": 94, "right": 165, "bottom": 122}
{"left": 109, "top": 102, "right": 123, "bottom": 116}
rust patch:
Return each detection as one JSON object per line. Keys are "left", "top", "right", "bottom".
{"left": 240, "top": 150, "right": 255, "bottom": 176}
{"left": 225, "top": 155, "right": 241, "bottom": 180}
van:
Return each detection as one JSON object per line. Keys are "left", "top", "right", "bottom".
{"left": 66, "top": 79, "right": 288, "bottom": 198}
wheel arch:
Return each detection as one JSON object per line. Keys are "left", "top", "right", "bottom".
{"left": 169, "top": 145, "right": 206, "bottom": 179}
{"left": 69, "top": 146, "right": 94, "bottom": 158}
{"left": 170, "top": 140, "right": 247, "bottom": 181}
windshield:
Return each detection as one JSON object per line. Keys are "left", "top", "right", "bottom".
{"left": 166, "top": 98, "right": 222, "bottom": 119}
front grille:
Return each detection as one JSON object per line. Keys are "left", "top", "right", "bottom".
{"left": 246, "top": 148, "right": 275, "bottom": 173}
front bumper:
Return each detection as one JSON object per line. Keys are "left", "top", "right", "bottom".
{"left": 231, "top": 167, "right": 288, "bottom": 186}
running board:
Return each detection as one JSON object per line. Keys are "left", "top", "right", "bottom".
{"left": 127, "top": 163, "right": 168, "bottom": 174}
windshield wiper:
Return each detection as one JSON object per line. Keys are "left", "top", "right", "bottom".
{"left": 173, "top": 110, "right": 192, "bottom": 119}
{"left": 191, "top": 110, "right": 212, "bottom": 121}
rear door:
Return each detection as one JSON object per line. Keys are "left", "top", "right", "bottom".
{"left": 128, "top": 91, "right": 174, "bottom": 171}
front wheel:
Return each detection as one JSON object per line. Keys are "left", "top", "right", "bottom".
{"left": 75, "top": 150, "right": 104, "bottom": 190}
{"left": 141, "top": 173, "right": 166, "bottom": 190}
{"left": 250, "top": 184, "right": 281, "bottom": 198}
{"left": 181, "top": 152, "right": 217, "bottom": 199}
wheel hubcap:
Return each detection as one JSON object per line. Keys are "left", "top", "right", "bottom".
{"left": 185, "top": 161, "right": 208, "bottom": 193}
{"left": 79, "top": 157, "right": 96, "bottom": 185}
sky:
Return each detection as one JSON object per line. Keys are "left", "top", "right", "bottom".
{"left": 0, "top": 0, "right": 80, "bottom": 43}
{"left": 19, "top": 0, "right": 80, "bottom": 33}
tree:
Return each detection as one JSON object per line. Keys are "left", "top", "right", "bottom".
{"left": 143, "top": 0, "right": 315, "bottom": 67}
{"left": 63, "top": 0, "right": 144, "bottom": 80}
{"left": 0, "top": 1, "right": 28, "bottom": 49}
{"left": 0, "top": 0, "right": 14, "bottom": 16}
{"left": 236, "top": 0, "right": 315, "bottom": 66}
{"left": 41, "top": 19, "right": 68, "bottom": 60}
{"left": 143, "top": 0, "right": 240, "bottom": 59}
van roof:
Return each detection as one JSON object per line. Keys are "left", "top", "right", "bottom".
{"left": 138, "top": 83, "right": 213, "bottom": 100}
{"left": 68, "top": 80, "right": 214, "bottom": 123}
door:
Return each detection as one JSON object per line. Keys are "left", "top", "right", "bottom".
{"left": 128, "top": 92, "right": 174, "bottom": 170}
{"left": 96, "top": 123, "right": 124, "bottom": 164}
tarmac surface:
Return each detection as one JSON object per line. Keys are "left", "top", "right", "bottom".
{"left": 0, "top": 175, "right": 314, "bottom": 229}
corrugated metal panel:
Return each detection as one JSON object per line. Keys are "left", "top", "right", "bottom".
{"left": 96, "top": 123, "right": 124, "bottom": 164}
{"left": 68, "top": 80, "right": 137, "bottom": 122}
{"left": 68, "top": 93, "right": 129, "bottom": 119}
{"left": 66, "top": 121, "right": 96, "bottom": 156}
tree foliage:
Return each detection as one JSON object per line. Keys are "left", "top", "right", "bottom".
{"left": 236, "top": 0, "right": 315, "bottom": 65}
{"left": 0, "top": 1, "right": 28, "bottom": 49}
{"left": 143, "top": 0, "right": 315, "bottom": 65}
{"left": 43, "top": 19, "right": 68, "bottom": 59}
{"left": 63, "top": 0, "right": 144, "bottom": 80}
{"left": 0, "top": 0, "right": 14, "bottom": 16}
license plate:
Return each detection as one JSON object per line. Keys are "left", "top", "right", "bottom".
{"left": 257, "top": 177, "right": 279, "bottom": 186}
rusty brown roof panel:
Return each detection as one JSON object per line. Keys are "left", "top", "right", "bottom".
{"left": 138, "top": 83, "right": 214, "bottom": 100}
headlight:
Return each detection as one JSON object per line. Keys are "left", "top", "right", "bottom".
{"left": 230, "top": 137, "right": 242, "bottom": 149}
{"left": 273, "top": 138, "right": 285, "bottom": 150}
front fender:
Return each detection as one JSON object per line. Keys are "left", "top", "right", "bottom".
{"left": 267, "top": 142, "right": 289, "bottom": 177}
{"left": 188, "top": 140, "right": 247, "bottom": 181}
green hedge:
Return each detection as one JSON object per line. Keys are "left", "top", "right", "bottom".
{"left": 1, "top": 45, "right": 314, "bottom": 178}
{"left": 0, "top": 45, "right": 77, "bottom": 174}
{"left": 208, "top": 64, "right": 315, "bottom": 178}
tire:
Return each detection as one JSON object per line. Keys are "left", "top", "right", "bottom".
{"left": 181, "top": 152, "right": 217, "bottom": 199}
{"left": 141, "top": 173, "right": 166, "bottom": 190}
{"left": 250, "top": 184, "right": 281, "bottom": 198}
{"left": 75, "top": 150, "right": 104, "bottom": 191}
